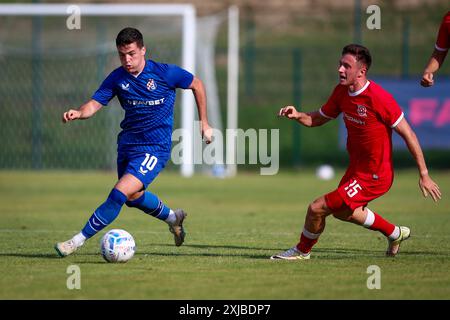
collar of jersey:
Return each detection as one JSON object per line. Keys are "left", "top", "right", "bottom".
{"left": 129, "top": 59, "right": 151, "bottom": 78}
{"left": 348, "top": 80, "right": 370, "bottom": 97}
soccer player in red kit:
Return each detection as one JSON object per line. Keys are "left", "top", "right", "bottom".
{"left": 421, "top": 11, "right": 449, "bottom": 87}
{"left": 271, "top": 44, "right": 441, "bottom": 260}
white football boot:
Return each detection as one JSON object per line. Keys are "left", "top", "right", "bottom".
{"left": 270, "top": 247, "right": 311, "bottom": 260}
{"left": 386, "top": 226, "right": 411, "bottom": 257}
{"left": 55, "top": 239, "right": 80, "bottom": 257}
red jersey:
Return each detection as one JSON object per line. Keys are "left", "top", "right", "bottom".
{"left": 320, "top": 81, "right": 404, "bottom": 183}
{"left": 435, "top": 11, "right": 450, "bottom": 52}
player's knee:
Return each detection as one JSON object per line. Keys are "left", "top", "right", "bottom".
{"left": 308, "top": 200, "right": 325, "bottom": 216}
{"left": 307, "top": 203, "right": 316, "bottom": 215}
{"left": 332, "top": 211, "right": 353, "bottom": 221}
{"left": 125, "top": 191, "right": 144, "bottom": 207}
{"left": 125, "top": 201, "right": 134, "bottom": 208}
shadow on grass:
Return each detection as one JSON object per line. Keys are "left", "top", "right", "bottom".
{"left": 127, "top": 244, "right": 385, "bottom": 260}
{"left": 131, "top": 251, "right": 378, "bottom": 260}
{"left": 0, "top": 253, "right": 65, "bottom": 259}
{"left": 154, "top": 243, "right": 286, "bottom": 251}
{"left": 1, "top": 246, "right": 446, "bottom": 261}
{"left": 0, "top": 252, "right": 98, "bottom": 259}
{"left": 146, "top": 243, "right": 382, "bottom": 258}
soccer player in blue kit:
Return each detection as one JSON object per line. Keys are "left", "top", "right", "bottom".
{"left": 55, "top": 27, "right": 212, "bottom": 257}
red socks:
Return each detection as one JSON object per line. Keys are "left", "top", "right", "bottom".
{"left": 296, "top": 229, "right": 320, "bottom": 254}
{"left": 364, "top": 209, "right": 396, "bottom": 237}
{"left": 296, "top": 208, "right": 398, "bottom": 255}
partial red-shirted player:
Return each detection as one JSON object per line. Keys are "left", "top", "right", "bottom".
{"left": 421, "top": 11, "right": 449, "bottom": 87}
{"left": 272, "top": 44, "right": 441, "bottom": 260}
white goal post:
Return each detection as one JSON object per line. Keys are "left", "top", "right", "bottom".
{"left": 226, "top": 5, "right": 239, "bottom": 177}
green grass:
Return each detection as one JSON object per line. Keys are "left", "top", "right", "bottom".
{"left": 0, "top": 169, "right": 449, "bottom": 299}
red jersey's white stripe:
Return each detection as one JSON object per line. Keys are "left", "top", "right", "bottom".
{"left": 435, "top": 43, "right": 448, "bottom": 51}
{"left": 319, "top": 108, "right": 335, "bottom": 119}
{"left": 391, "top": 112, "right": 404, "bottom": 128}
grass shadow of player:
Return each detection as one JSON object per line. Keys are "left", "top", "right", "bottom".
{"left": 0, "top": 252, "right": 70, "bottom": 259}
{"left": 153, "top": 242, "right": 286, "bottom": 251}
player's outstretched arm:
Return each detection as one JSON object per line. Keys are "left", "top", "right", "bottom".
{"left": 421, "top": 49, "right": 448, "bottom": 87}
{"left": 189, "top": 76, "right": 212, "bottom": 144}
{"left": 62, "top": 99, "right": 103, "bottom": 123}
{"left": 394, "top": 118, "right": 442, "bottom": 202}
{"left": 278, "top": 106, "right": 330, "bottom": 127}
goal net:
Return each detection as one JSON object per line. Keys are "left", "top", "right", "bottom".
{"left": 0, "top": 4, "right": 196, "bottom": 173}
{"left": 195, "top": 6, "right": 239, "bottom": 178}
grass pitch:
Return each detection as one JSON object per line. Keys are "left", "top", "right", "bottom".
{"left": 0, "top": 169, "right": 449, "bottom": 299}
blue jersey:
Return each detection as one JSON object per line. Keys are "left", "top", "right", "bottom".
{"left": 92, "top": 59, "right": 194, "bottom": 154}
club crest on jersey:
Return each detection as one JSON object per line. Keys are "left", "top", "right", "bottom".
{"left": 357, "top": 105, "right": 367, "bottom": 117}
{"left": 146, "top": 79, "right": 157, "bottom": 91}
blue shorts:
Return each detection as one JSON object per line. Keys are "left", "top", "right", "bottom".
{"left": 117, "top": 150, "right": 170, "bottom": 189}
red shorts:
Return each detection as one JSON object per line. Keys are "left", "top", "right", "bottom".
{"left": 325, "top": 170, "right": 393, "bottom": 212}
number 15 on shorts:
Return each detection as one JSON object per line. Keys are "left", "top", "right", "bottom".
{"left": 345, "top": 179, "right": 362, "bottom": 198}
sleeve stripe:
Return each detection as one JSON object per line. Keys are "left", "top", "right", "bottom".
{"left": 435, "top": 44, "right": 449, "bottom": 52}
{"left": 319, "top": 108, "right": 335, "bottom": 119}
{"left": 391, "top": 112, "right": 404, "bottom": 128}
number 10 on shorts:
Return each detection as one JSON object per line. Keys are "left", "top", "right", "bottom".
{"left": 345, "top": 179, "right": 362, "bottom": 198}
{"left": 139, "top": 153, "right": 158, "bottom": 175}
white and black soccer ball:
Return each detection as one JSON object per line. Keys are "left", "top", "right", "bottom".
{"left": 100, "top": 229, "right": 136, "bottom": 263}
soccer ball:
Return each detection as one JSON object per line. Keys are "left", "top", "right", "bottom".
{"left": 100, "top": 229, "right": 136, "bottom": 263}
{"left": 316, "top": 164, "right": 335, "bottom": 181}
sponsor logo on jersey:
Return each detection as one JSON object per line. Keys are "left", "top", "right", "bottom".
{"left": 357, "top": 105, "right": 367, "bottom": 117}
{"left": 146, "top": 79, "right": 157, "bottom": 91}
{"left": 344, "top": 112, "right": 366, "bottom": 125}
{"left": 126, "top": 98, "right": 165, "bottom": 106}
{"left": 121, "top": 83, "right": 130, "bottom": 91}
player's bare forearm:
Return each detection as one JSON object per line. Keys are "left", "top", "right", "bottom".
{"left": 394, "top": 118, "right": 442, "bottom": 201}
{"left": 428, "top": 49, "right": 448, "bottom": 71}
{"left": 395, "top": 119, "right": 428, "bottom": 174}
{"left": 78, "top": 100, "right": 103, "bottom": 119}
{"left": 190, "top": 77, "right": 208, "bottom": 123}
{"left": 62, "top": 100, "right": 102, "bottom": 123}
{"left": 296, "top": 112, "right": 315, "bottom": 127}
{"left": 278, "top": 106, "right": 330, "bottom": 127}
{"left": 189, "top": 76, "right": 212, "bottom": 143}
{"left": 303, "top": 111, "right": 331, "bottom": 127}
{"left": 421, "top": 49, "right": 448, "bottom": 87}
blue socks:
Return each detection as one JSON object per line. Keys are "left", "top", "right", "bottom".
{"left": 126, "top": 191, "right": 171, "bottom": 221}
{"left": 81, "top": 188, "right": 127, "bottom": 239}
{"left": 80, "top": 189, "right": 171, "bottom": 240}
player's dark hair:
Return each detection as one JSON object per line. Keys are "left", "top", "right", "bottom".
{"left": 342, "top": 44, "right": 372, "bottom": 70}
{"left": 116, "top": 27, "right": 144, "bottom": 48}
